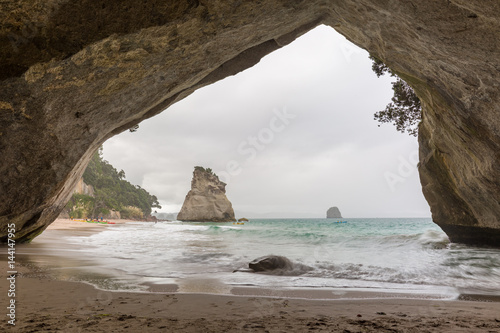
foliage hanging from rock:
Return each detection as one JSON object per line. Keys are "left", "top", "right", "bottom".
{"left": 370, "top": 56, "right": 422, "bottom": 137}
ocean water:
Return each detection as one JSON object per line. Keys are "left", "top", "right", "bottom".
{"left": 61, "top": 218, "right": 500, "bottom": 298}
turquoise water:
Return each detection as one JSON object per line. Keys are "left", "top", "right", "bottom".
{"left": 65, "top": 218, "right": 500, "bottom": 297}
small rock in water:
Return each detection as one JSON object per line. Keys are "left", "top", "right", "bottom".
{"left": 248, "top": 255, "right": 293, "bottom": 272}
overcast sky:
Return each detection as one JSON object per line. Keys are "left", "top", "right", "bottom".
{"left": 102, "top": 25, "right": 431, "bottom": 219}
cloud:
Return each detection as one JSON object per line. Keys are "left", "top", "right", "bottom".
{"left": 103, "top": 25, "right": 431, "bottom": 218}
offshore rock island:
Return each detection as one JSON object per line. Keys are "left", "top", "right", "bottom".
{"left": 326, "top": 207, "right": 342, "bottom": 219}
{"left": 177, "top": 167, "right": 236, "bottom": 222}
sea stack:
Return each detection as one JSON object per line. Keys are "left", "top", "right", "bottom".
{"left": 326, "top": 207, "right": 342, "bottom": 219}
{"left": 177, "top": 167, "right": 236, "bottom": 222}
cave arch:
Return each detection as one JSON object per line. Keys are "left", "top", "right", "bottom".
{"left": 0, "top": 0, "right": 499, "bottom": 246}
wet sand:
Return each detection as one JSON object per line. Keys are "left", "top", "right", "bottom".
{"left": 2, "top": 271, "right": 500, "bottom": 332}
{"left": 1, "top": 219, "right": 500, "bottom": 332}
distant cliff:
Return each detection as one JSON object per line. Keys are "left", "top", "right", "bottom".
{"left": 73, "top": 178, "right": 95, "bottom": 197}
{"left": 326, "top": 207, "right": 342, "bottom": 219}
{"left": 63, "top": 147, "right": 160, "bottom": 219}
{"left": 177, "top": 167, "right": 236, "bottom": 222}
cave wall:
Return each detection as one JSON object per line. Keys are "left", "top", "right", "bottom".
{"left": 0, "top": 0, "right": 499, "bottom": 245}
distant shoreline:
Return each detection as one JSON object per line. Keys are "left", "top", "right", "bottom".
{"left": 47, "top": 218, "right": 140, "bottom": 230}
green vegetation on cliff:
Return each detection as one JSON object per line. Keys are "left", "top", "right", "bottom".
{"left": 65, "top": 193, "right": 95, "bottom": 219}
{"left": 65, "top": 147, "right": 161, "bottom": 218}
{"left": 194, "top": 166, "right": 215, "bottom": 176}
{"left": 370, "top": 56, "right": 422, "bottom": 137}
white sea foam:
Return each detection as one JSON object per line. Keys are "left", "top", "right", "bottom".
{"left": 62, "top": 218, "right": 500, "bottom": 297}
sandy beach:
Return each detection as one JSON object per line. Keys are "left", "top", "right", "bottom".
{"left": 46, "top": 218, "right": 131, "bottom": 230}
{"left": 2, "top": 271, "right": 500, "bottom": 332}
{"left": 2, "top": 219, "right": 500, "bottom": 332}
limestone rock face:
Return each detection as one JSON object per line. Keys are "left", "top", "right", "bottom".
{"left": 0, "top": 1, "right": 499, "bottom": 246}
{"left": 326, "top": 207, "right": 342, "bottom": 219}
{"left": 103, "top": 210, "right": 121, "bottom": 220}
{"left": 73, "top": 178, "right": 94, "bottom": 197}
{"left": 177, "top": 168, "right": 236, "bottom": 222}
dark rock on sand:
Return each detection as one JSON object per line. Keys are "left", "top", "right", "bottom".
{"left": 247, "top": 255, "right": 313, "bottom": 276}
{"left": 249, "top": 255, "right": 294, "bottom": 272}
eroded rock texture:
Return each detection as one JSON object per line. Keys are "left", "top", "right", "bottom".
{"left": 177, "top": 167, "right": 236, "bottom": 222}
{"left": 0, "top": 1, "right": 499, "bottom": 245}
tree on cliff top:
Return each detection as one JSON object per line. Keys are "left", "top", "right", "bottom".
{"left": 194, "top": 166, "right": 215, "bottom": 176}
{"left": 371, "top": 56, "right": 422, "bottom": 137}
{"left": 82, "top": 147, "right": 161, "bottom": 217}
